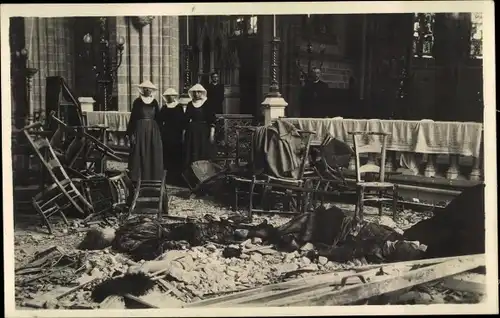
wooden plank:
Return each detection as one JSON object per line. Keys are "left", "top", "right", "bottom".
{"left": 442, "top": 272, "right": 487, "bottom": 294}
{"left": 352, "top": 254, "right": 484, "bottom": 272}
{"left": 184, "top": 270, "right": 357, "bottom": 308}
{"left": 265, "top": 254, "right": 485, "bottom": 307}
{"left": 185, "top": 264, "right": 414, "bottom": 308}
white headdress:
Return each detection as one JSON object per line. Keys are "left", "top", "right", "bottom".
{"left": 138, "top": 80, "right": 158, "bottom": 104}
{"left": 162, "top": 88, "right": 179, "bottom": 108}
{"left": 188, "top": 84, "right": 207, "bottom": 108}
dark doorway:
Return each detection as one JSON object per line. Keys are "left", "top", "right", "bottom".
{"left": 73, "top": 17, "right": 100, "bottom": 101}
{"left": 237, "top": 36, "right": 260, "bottom": 116}
{"left": 10, "top": 17, "right": 27, "bottom": 128}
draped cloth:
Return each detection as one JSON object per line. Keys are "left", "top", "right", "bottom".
{"left": 252, "top": 120, "right": 307, "bottom": 179}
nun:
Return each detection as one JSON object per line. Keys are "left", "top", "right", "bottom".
{"left": 158, "top": 88, "right": 188, "bottom": 184}
{"left": 126, "top": 80, "right": 164, "bottom": 182}
{"left": 183, "top": 83, "right": 217, "bottom": 169}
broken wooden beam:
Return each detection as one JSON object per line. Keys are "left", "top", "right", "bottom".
{"left": 266, "top": 254, "right": 485, "bottom": 307}
{"left": 442, "top": 272, "right": 487, "bottom": 294}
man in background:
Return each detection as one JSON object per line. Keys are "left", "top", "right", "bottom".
{"left": 205, "top": 72, "right": 225, "bottom": 115}
{"left": 300, "top": 67, "right": 329, "bottom": 118}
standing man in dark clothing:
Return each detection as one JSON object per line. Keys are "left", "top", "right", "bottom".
{"left": 300, "top": 67, "right": 329, "bottom": 118}
{"left": 205, "top": 72, "right": 225, "bottom": 115}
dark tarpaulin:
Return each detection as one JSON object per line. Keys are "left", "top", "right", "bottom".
{"left": 252, "top": 120, "right": 308, "bottom": 179}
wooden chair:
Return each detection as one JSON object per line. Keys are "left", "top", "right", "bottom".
{"left": 22, "top": 122, "right": 94, "bottom": 234}
{"left": 350, "top": 131, "right": 398, "bottom": 221}
{"left": 128, "top": 170, "right": 169, "bottom": 220}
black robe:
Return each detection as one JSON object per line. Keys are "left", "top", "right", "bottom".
{"left": 205, "top": 83, "right": 225, "bottom": 115}
{"left": 158, "top": 103, "right": 188, "bottom": 174}
{"left": 126, "top": 98, "right": 164, "bottom": 182}
{"left": 301, "top": 80, "right": 329, "bottom": 118}
{"left": 183, "top": 101, "right": 217, "bottom": 169}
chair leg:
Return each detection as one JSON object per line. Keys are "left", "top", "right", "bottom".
{"left": 248, "top": 178, "right": 256, "bottom": 223}
{"left": 392, "top": 185, "right": 398, "bottom": 220}
{"left": 162, "top": 170, "right": 169, "bottom": 217}
{"left": 356, "top": 187, "right": 365, "bottom": 222}
{"left": 128, "top": 179, "right": 142, "bottom": 215}
{"left": 33, "top": 199, "right": 53, "bottom": 235}
{"left": 378, "top": 190, "right": 384, "bottom": 216}
{"left": 233, "top": 184, "right": 238, "bottom": 213}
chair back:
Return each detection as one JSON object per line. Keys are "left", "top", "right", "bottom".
{"left": 349, "top": 131, "right": 390, "bottom": 183}
{"left": 22, "top": 123, "right": 72, "bottom": 182}
{"left": 22, "top": 122, "right": 93, "bottom": 212}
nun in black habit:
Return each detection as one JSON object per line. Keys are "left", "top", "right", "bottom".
{"left": 183, "top": 83, "right": 217, "bottom": 170}
{"left": 126, "top": 80, "right": 164, "bottom": 182}
{"left": 158, "top": 87, "right": 188, "bottom": 184}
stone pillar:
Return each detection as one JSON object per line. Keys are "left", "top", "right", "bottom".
{"left": 25, "top": 17, "right": 74, "bottom": 119}
{"left": 115, "top": 16, "right": 179, "bottom": 111}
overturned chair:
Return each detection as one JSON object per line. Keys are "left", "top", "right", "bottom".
{"left": 21, "top": 122, "right": 95, "bottom": 234}
{"left": 48, "top": 112, "right": 123, "bottom": 178}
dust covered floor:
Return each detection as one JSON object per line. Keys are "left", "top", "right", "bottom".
{"left": 13, "top": 186, "right": 484, "bottom": 309}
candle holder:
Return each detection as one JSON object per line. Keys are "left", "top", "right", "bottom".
{"left": 261, "top": 36, "right": 288, "bottom": 125}
{"left": 295, "top": 15, "right": 327, "bottom": 83}
{"left": 83, "top": 17, "right": 125, "bottom": 111}
{"left": 179, "top": 44, "right": 193, "bottom": 105}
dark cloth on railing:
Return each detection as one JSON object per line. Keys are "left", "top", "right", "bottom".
{"left": 126, "top": 98, "right": 164, "bottom": 182}
{"left": 252, "top": 120, "right": 306, "bottom": 179}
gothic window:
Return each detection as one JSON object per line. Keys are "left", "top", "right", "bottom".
{"left": 231, "top": 16, "right": 258, "bottom": 36}
{"left": 470, "top": 12, "right": 483, "bottom": 59}
{"left": 412, "top": 13, "right": 436, "bottom": 58}
{"left": 248, "top": 16, "right": 258, "bottom": 34}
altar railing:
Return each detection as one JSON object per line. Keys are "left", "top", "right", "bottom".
{"left": 12, "top": 112, "right": 484, "bottom": 188}
{"left": 282, "top": 118, "right": 484, "bottom": 183}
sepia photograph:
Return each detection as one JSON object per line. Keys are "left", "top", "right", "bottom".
{"left": 2, "top": 1, "right": 497, "bottom": 317}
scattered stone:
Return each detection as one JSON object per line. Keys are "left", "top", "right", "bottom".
{"left": 250, "top": 253, "right": 263, "bottom": 263}
{"left": 206, "top": 244, "right": 217, "bottom": 252}
{"left": 325, "top": 261, "right": 339, "bottom": 270}
{"left": 283, "top": 251, "right": 299, "bottom": 262}
{"left": 252, "top": 237, "right": 263, "bottom": 245}
{"left": 301, "top": 264, "right": 319, "bottom": 271}
{"left": 276, "top": 263, "right": 299, "bottom": 274}
{"left": 178, "top": 254, "right": 195, "bottom": 271}
{"left": 300, "top": 242, "right": 315, "bottom": 252}
{"left": 318, "top": 256, "right": 329, "bottom": 265}
{"left": 301, "top": 256, "right": 312, "bottom": 265}
{"left": 257, "top": 248, "right": 277, "bottom": 255}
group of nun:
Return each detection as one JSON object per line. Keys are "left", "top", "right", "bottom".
{"left": 126, "top": 79, "right": 223, "bottom": 185}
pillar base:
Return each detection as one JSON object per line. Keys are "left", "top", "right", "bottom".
{"left": 78, "top": 97, "right": 96, "bottom": 112}
{"left": 261, "top": 94, "right": 288, "bottom": 126}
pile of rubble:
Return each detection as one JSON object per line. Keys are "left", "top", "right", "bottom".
{"left": 14, "top": 184, "right": 486, "bottom": 309}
